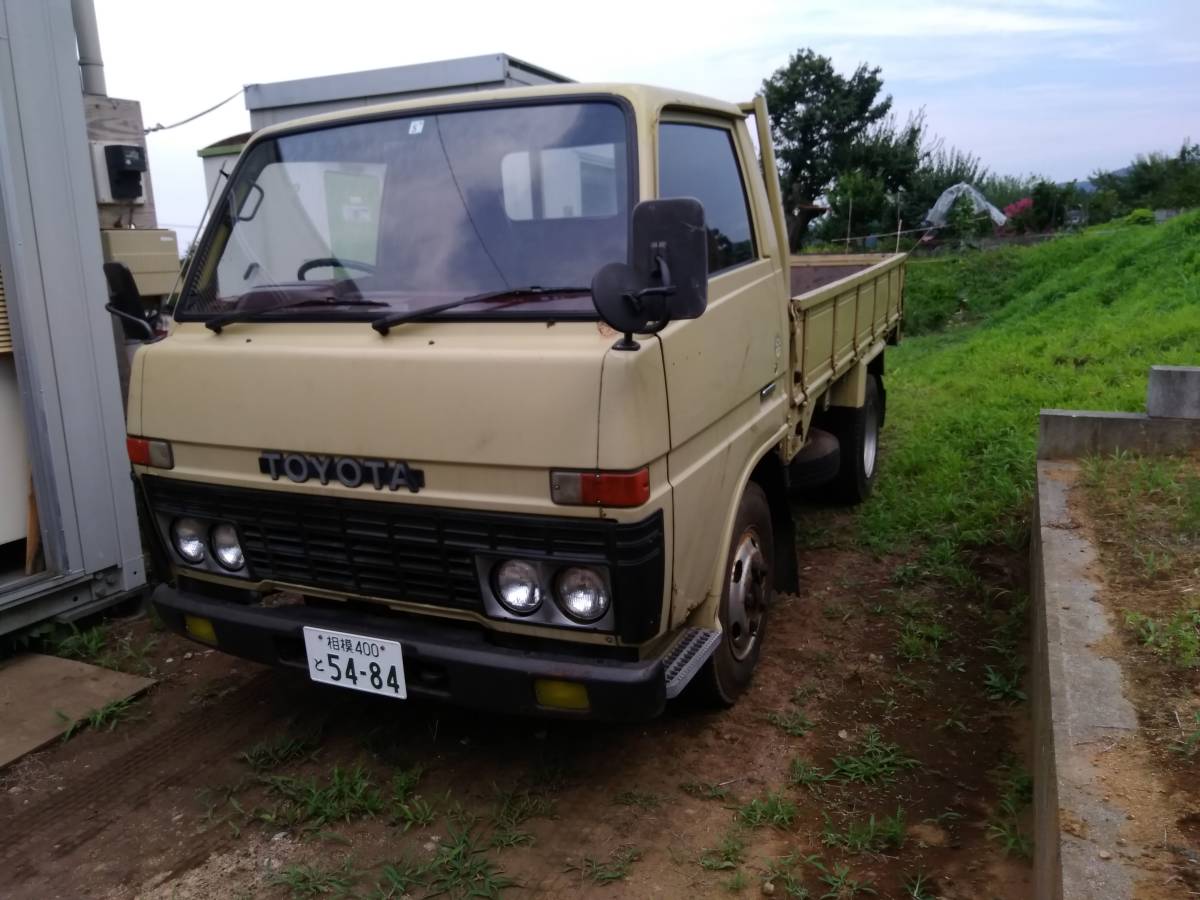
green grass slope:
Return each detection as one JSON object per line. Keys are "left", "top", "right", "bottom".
{"left": 861, "top": 210, "right": 1200, "bottom": 556}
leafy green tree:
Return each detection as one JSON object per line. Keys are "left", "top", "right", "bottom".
{"left": 947, "top": 193, "right": 982, "bottom": 246}
{"left": 819, "top": 169, "right": 890, "bottom": 243}
{"left": 1030, "top": 180, "right": 1078, "bottom": 230}
{"left": 1091, "top": 141, "right": 1200, "bottom": 216}
{"left": 762, "top": 49, "right": 892, "bottom": 247}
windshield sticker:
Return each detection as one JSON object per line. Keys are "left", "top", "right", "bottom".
{"left": 408, "top": 119, "right": 425, "bottom": 135}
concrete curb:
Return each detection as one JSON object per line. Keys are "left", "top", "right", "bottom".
{"left": 1032, "top": 462, "right": 1138, "bottom": 900}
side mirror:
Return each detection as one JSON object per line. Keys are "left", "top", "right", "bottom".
{"left": 591, "top": 197, "right": 708, "bottom": 350}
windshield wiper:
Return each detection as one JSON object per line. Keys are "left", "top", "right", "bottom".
{"left": 371, "top": 286, "right": 589, "bottom": 335}
{"left": 205, "top": 295, "right": 388, "bottom": 333}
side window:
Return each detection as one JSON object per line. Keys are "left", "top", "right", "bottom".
{"left": 658, "top": 123, "right": 757, "bottom": 274}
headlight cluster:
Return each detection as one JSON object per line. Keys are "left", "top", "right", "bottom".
{"left": 170, "top": 517, "right": 245, "bottom": 572}
{"left": 492, "top": 560, "right": 610, "bottom": 623}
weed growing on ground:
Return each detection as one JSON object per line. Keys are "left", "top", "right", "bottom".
{"left": 613, "top": 789, "right": 661, "bottom": 809}
{"left": 788, "top": 758, "right": 831, "bottom": 793}
{"left": 893, "top": 598, "right": 952, "bottom": 664}
{"left": 903, "top": 871, "right": 936, "bottom": 900}
{"left": 366, "top": 857, "right": 424, "bottom": 899}
{"left": 566, "top": 844, "right": 642, "bottom": 884}
{"left": 680, "top": 780, "right": 730, "bottom": 801}
{"left": 49, "top": 624, "right": 158, "bottom": 676}
{"left": 986, "top": 760, "right": 1034, "bottom": 859}
{"left": 252, "top": 764, "right": 383, "bottom": 831}
{"left": 983, "top": 665, "right": 1027, "bottom": 704}
{"left": 827, "top": 728, "right": 920, "bottom": 785}
{"left": 737, "top": 792, "right": 797, "bottom": 829}
{"left": 791, "top": 684, "right": 819, "bottom": 705}
{"left": 239, "top": 728, "right": 322, "bottom": 772}
{"left": 767, "top": 708, "right": 813, "bottom": 737}
{"left": 57, "top": 696, "right": 142, "bottom": 741}
{"left": 391, "top": 794, "right": 435, "bottom": 831}
{"left": 699, "top": 829, "right": 746, "bottom": 870}
{"left": 723, "top": 870, "right": 748, "bottom": 892}
{"left": 762, "top": 853, "right": 810, "bottom": 897}
{"left": 820, "top": 808, "right": 906, "bottom": 853}
{"left": 807, "top": 856, "right": 877, "bottom": 898}
{"left": 1125, "top": 608, "right": 1200, "bottom": 668}
{"left": 270, "top": 856, "right": 357, "bottom": 898}
{"left": 51, "top": 623, "right": 108, "bottom": 663}
{"left": 1174, "top": 711, "right": 1200, "bottom": 757}
{"left": 424, "top": 825, "right": 513, "bottom": 898}
{"left": 489, "top": 784, "right": 553, "bottom": 848}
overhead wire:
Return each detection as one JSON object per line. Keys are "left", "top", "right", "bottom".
{"left": 144, "top": 87, "right": 244, "bottom": 134}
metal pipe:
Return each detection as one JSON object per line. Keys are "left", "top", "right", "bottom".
{"left": 70, "top": 0, "right": 107, "bottom": 96}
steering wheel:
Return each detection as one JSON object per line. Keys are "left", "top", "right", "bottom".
{"left": 296, "top": 257, "right": 377, "bottom": 280}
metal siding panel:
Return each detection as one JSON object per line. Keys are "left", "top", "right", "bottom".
{"left": 0, "top": 0, "right": 144, "bottom": 589}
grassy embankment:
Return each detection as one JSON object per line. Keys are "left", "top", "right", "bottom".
{"left": 861, "top": 210, "right": 1200, "bottom": 560}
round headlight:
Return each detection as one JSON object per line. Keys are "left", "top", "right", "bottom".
{"left": 493, "top": 560, "right": 542, "bottom": 615}
{"left": 171, "top": 517, "right": 207, "bottom": 564}
{"left": 555, "top": 567, "right": 610, "bottom": 622}
{"left": 210, "top": 522, "right": 244, "bottom": 571}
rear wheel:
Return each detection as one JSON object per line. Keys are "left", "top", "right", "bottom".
{"left": 826, "top": 374, "right": 883, "bottom": 504}
{"left": 695, "top": 482, "right": 774, "bottom": 707}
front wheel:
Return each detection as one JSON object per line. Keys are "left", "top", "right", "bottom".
{"left": 695, "top": 482, "right": 774, "bottom": 707}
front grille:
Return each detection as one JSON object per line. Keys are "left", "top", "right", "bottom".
{"left": 142, "top": 477, "right": 664, "bottom": 635}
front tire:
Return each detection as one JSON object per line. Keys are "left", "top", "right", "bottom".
{"left": 696, "top": 482, "right": 774, "bottom": 707}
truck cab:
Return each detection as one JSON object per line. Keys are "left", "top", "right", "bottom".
{"left": 130, "top": 83, "right": 903, "bottom": 719}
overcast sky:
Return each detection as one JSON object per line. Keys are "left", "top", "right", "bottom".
{"left": 93, "top": 0, "right": 1198, "bottom": 248}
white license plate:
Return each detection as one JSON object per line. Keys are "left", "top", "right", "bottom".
{"left": 302, "top": 626, "right": 407, "bottom": 699}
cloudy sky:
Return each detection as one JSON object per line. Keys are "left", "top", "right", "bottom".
{"left": 93, "top": 0, "right": 1198, "bottom": 247}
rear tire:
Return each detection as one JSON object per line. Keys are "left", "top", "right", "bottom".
{"left": 694, "top": 482, "right": 774, "bottom": 708}
{"left": 826, "top": 374, "right": 883, "bottom": 504}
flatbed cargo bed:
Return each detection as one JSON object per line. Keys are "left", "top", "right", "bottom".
{"left": 786, "top": 253, "right": 906, "bottom": 414}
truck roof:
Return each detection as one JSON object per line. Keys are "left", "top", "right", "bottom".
{"left": 249, "top": 82, "right": 747, "bottom": 142}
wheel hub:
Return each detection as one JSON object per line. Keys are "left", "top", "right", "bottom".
{"left": 727, "top": 528, "right": 768, "bottom": 660}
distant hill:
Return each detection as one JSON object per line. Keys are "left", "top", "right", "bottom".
{"left": 1071, "top": 165, "right": 1133, "bottom": 194}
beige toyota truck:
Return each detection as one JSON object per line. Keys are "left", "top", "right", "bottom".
{"left": 126, "top": 83, "right": 903, "bottom": 719}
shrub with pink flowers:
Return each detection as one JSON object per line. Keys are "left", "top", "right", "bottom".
{"left": 1004, "top": 197, "right": 1035, "bottom": 233}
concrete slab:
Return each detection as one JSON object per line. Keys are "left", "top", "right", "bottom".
{"left": 0, "top": 653, "right": 153, "bottom": 768}
{"left": 1038, "top": 409, "right": 1200, "bottom": 460}
{"left": 1146, "top": 365, "right": 1200, "bottom": 419}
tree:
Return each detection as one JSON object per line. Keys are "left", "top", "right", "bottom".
{"left": 1091, "top": 141, "right": 1200, "bottom": 217}
{"left": 762, "top": 49, "right": 892, "bottom": 247}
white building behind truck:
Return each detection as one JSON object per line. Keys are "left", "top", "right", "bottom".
{"left": 198, "top": 54, "right": 572, "bottom": 205}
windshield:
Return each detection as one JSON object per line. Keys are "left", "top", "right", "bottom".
{"left": 177, "top": 101, "right": 631, "bottom": 321}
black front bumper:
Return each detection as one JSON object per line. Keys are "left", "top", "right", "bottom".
{"left": 151, "top": 584, "right": 666, "bottom": 721}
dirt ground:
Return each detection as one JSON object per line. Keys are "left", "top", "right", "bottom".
{"left": 1072, "top": 456, "right": 1200, "bottom": 897}
{"left": 0, "top": 502, "right": 1033, "bottom": 899}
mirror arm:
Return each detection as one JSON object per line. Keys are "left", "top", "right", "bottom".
{"left": 612, "top": 253, "right": 677, "bottom": 353}
{"left": 105, "top": 303, "right": 155, "bottom": 341}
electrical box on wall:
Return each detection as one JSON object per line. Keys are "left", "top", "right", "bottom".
{"left": 90, "top": 141, "right": 146, "bottom": 204}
